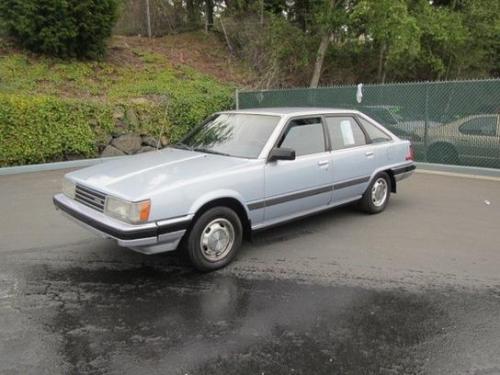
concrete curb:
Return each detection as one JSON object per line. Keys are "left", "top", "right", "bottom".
{"left": 415, "top": 162, "right": 500, "bottom": 181}
{"left": 1, "top": 158, "right": 500, "bottom": 181}
{"left": 0, "top": 156, "right": 126, "bottom": 176}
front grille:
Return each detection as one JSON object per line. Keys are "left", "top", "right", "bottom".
{"left": 75, "top": 184, "right": 107, "bottom": 212}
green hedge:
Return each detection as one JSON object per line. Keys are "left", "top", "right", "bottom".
{"left": 0, "top": 90, "right": 234, "bottom": 167}
{"left": 0, "top": 94, "right": 114, "bottom": 166}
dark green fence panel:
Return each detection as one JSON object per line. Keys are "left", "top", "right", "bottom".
{"left": 238, "top": 79, "right": 500, "bottom": 169}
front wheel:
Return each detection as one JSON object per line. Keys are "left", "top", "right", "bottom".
{"left": 186, "top": 206, "right": 243, "bottom": 272}
{"left": 359, "top": 172, "right": 391, "bottom": 214}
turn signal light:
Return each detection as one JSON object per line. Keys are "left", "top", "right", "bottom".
{"left": 405, "top": 145, "right": 415, "bottom": 161}
{"left": 139, "top": 200, "right": 151, "bottom": 222}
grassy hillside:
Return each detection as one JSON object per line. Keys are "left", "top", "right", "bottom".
{"left": 0, "top": 33, "right": 253, "bottom": 166}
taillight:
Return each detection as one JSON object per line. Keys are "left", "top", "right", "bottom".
{"left": 405, "top": 144, "right": 415, "bottom": 161}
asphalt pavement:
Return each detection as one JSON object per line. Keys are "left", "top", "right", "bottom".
{"left": 1, "top": 169, "right": 500, "bottom": 374}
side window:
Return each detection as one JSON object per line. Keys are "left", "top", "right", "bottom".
{"left": 325, "top": 117, "right": 367, "bottom": 150}
{"left": 459, "top": 117, "right": 497, "bottom": 136}
{"left": 279, "top": 117, "right": 325, "bottom": 156}
{"left": 358, "top": 117, "right": 392, "bottom": 143}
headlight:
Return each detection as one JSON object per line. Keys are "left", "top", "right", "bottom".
{"left": 105, "top": 196, "right": 151, "bottom": 224}
{"left": 62, "top": 178, "right": 76, "bottom": 199}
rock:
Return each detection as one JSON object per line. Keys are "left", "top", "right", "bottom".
{"left": 142, "top": 135, "right": 159, "bottom": 148}
{"left": 160, "top": 135, "right": 169, "bottom": 147}
{"left": 130, "top": 97, "right": 149, "bottom": 105}
{"left": 113, "top": 106, "right": 125, "bottom": 120}
{"left": 104, "top": 135, "right": 113, "bottom": 145}
{"left": 111, "top": 134, "right": 142, "bottom": 154}
{"left": 136, "top": 146, "right": 157, "bottom": 154}
{"left": 126, "top": 108, "right": 140, "bottom": 127}
{"left": 112, "top": 120, "right": 128, "bottom": 137}
{"left": 97, "top": 135, "right": 113, "bottom": 153}
{"left": 101, "top": 145, "right": 126, "bottom": 157}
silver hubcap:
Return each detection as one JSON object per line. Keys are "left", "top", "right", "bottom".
{"left": 371, "top": 178, "right": 388, "bottom": 207}
{"left": 200, "top": 218, "right": 235, "bottom": 262}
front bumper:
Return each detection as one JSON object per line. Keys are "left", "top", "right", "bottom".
{"left": 53, "top": 194, "right": 191, "bottom": 254}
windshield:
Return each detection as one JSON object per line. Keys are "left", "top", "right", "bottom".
{"left": 178, "top": 113, "right": 281, "bottom": 158}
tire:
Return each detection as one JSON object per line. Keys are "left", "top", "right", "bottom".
{"left": 186, "top": 206, "right": 243, "bottom": 272}
{"left": 428, "top": 144, "right": 459, "bottom": 165}
{"left": 359, "top": 172, "right": 391, "bottom": 214}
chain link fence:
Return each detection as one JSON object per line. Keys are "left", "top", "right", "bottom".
{"left": 114, "top": 0, "right": 200, "bottom": 37}
{"left": 238, "top": 79, "right": 500, "bottom": 169}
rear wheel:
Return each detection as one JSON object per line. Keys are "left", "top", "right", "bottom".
{"left": 186, "top": 206, "right": 243, "bottom": 272}
{"left": 428, "top": 143, "right": 459, "bottom": 164}
{"left": 359, "top": 172, "right": 391, "bottom": 214}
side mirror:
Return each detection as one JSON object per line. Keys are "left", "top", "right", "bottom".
{"left": 268, "top": 147, "right": 296, "bottom": 162}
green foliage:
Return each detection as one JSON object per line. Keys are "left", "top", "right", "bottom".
{"left": 0, "top": 94, "right": 113, "bottom": 166}
{"left": 0, "top": 0, "right": 119, "bottom": 59}
{"left": 223, "top": 15, "right": 313, "bottom": 87}
{"left": 352, "top": 0, "right": 421, "bottom": 81}
{"left": 219, "top": 0, "right": 498, "bottom": 85}
{"left": 0, "top": 47, "right": 234, "bottom": 166}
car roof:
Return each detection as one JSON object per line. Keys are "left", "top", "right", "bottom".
{"left": 221, "top": 107, "right": 361, "bottom": 117}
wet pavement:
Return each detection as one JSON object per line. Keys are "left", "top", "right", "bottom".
{"left": 1, "top": 255, "right": 500, "bottom": 375}
{"left": 1, "top": 170, "right": 500, "bottom": 374}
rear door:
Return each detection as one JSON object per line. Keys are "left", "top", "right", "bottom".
{"left": 264, "top": 117, "right": 332, "bottom": 222}
{"left": 325, "top": 115, "right": 376, "bottom": 204}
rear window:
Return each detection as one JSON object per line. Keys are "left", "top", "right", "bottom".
{"left": 358, "top": 117, "right": 392, "bottom": 143}
{"left": 325, "top": 117, "right": 367, "bottom": 150}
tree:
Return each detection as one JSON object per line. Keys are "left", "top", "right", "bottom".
{"left": 0, "top": 0, "right": 118, "bottom": 59}
{"left": 407, "top": 1, "right": 469, "bottom": 80}
{"left": 352, "top": 0, "right": 421, "bottom": 82}
{"left": 206, "top": 0, "right": 214, "bottom": 29}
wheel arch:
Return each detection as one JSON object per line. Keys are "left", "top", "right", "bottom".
{"left": 427, "top": 141, "right": 459, "bottom": 163}
{"left": 384, "top": 169, "right": 397, "bottom": 193}
{"left": 428, "top": 140, "right": 457, "bottom": 152}
{"left": 369, "top": 168, "right": 397, "bottom": 194}
{"left": 189, "top": 193, "right": 252, "bottom": 240}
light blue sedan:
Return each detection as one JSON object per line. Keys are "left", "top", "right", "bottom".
{"left": 54, "top": 108, "right": 415, "bottom": 271}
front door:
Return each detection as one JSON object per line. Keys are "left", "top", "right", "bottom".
{"left": 264, "top": 117, "right": 332, "bottom": 222}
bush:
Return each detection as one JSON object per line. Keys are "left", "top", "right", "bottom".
{"left": 0, "top": 94, "right": 113, "bottom": 166}
{"left": 0, "top": 0, "right": 118, "bottom": 59}
{"left": 0, "top": 91, "right": 232, "bottom": 167}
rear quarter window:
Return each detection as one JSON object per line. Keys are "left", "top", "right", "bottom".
{"left": 358, "top": 117, "right": 392, "bottom": 143}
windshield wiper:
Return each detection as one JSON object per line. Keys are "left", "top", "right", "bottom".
{"left": 193, "top": 147, "right": 231, "bottom": 157}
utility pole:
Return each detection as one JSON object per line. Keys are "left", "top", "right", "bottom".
{"left": 146, "top": 0, "right": 152, "bottom": 38}
{"left": 260, "top": 0, "right": 264, "bottom": 25}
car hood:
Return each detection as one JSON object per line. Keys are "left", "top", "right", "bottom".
{"left": 66, "top": 148, "right": 253, "bottom": 201}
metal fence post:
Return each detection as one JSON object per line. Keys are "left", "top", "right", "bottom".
{"left": 235, "top": 88, "right": 239, "bottom": 110}
{"left": 145, "top": 0, "right": 152, "bottom": 38}
{"left": 424, "top": 82, "right": 429, "bottom": 161}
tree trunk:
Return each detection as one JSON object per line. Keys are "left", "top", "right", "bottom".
{"left": 260, "top": 0, "right": 264, "bottom": 25}
{"left": 310, "top": 32, "right": 331, "bottom": 88}
{"left": 377, "top": 42, "right": 387, "bottom": 83}
{"left": 145, "top": 0, "right": 152, "bottom": 38}
{"left": 206, "top": 0, "right": 214, "bottom": 30}
{"left": 310, "top": 0, "right": 336, "bottom": 88}
{"left": 186, "top": 0, "right": 197, "bottom": 29}
{"left": 296, "top": 0, "right": 309, "bottom": 32}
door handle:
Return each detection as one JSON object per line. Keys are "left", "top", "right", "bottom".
{"left": 318, "top": 160, "right": 329, "bottom": 167}
{"left": 365, "top": 151, "right": 374, "bottom": 157}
